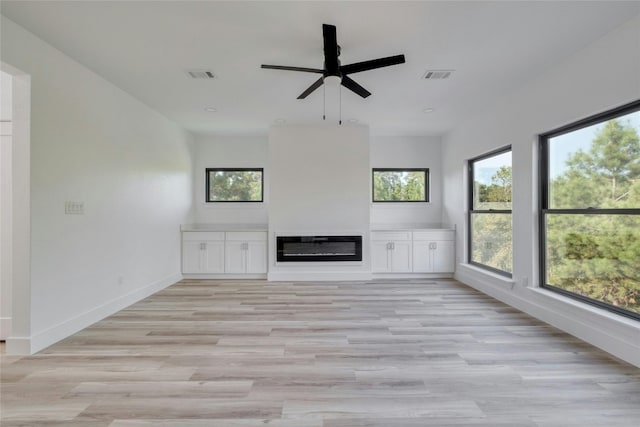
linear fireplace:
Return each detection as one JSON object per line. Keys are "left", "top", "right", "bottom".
{"left": 276, "top": 235, "right": 363, "bottom": 262}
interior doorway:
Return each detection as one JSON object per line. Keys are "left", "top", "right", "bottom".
{"left": 1, "top": 62, "right": 31, "bottom": 354}
{"left": 1, "top": 70, "right": 13, "bottom": 342}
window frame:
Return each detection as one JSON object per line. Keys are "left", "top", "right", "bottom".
{"left": 539, "top": 99, "right": 640, "bottom": 321}
{"left": 467, "top": 145, "right": 513, "bottom": 277}
{"left": 205, "top": 167, "right": 264, "bottom": 203}
{"left": 371, "top": 168, "right": 430, "bottom": 203}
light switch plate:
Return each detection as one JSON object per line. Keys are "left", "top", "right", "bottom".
{"left": 65, "top": 201, "right": 84, "bottom": 215}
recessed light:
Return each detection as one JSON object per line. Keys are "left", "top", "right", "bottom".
{"left": 204, "top": 107, "right": 217, "bottom": 112}
{"left": 275, "top": 118, "right": 286, "bottom": 124}
{"left": 422, "top": 108, "right": 435, "bottom": 113}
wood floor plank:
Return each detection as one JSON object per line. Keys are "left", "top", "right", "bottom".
{"left": 1, "top": 278, "right": 639, "bottom": 426}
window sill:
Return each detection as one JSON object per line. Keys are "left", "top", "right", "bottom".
{"left": 202, "top": 202, "right": 267, "bottom": 209}
{"left": 528, "top": 286, "right": 639, "bottom": 327}
{"left": 459, "top": 262, "right": 638, "bottom": 328}
{"left": 458, "top": 263, "right": 515, "bottom": 286}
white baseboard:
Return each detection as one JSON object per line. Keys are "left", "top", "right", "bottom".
{"left": 268, "top": 271, "right": 373, "bottom": 282}
{"left": 371, "top": 273, "right": 454, "bottom": 280}
{"left": 6, "top": 273, "right": 182, "bottom": 355}
{"left": 0, "top": 316, "right": 12, "bottom": 341}
{"left": 5, "top": 336, "right": 31, "bottom": 354}
{"left": 182, "top": 273, "right": 267, "bottom": 280}
{"left": 456, "top": 263, "right": 640, "bottom": 367}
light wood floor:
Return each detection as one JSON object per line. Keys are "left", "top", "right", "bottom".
{"left": 1, "top": 279, "right": 639, "bottom": 426}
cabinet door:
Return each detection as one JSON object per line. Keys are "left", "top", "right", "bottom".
{"left": 371, "top": 241, "right": 390, "bottom": 272}
{"left": 390, "top": 240, "right": 412, "bottom": 272}
{"left": 182, "top": 241, "right": 204, "bottom": 273}
{"left": 412, "top": 241, "right": 432, "bottom": 272}
{"left": 224, "top": 241, "right": 245, "bottom": 273}
{"left": 246, "top": 241, "right": 267, "bottom": 274}
{"left": 432, "top": 240, "right": 455, "bottom": 273}
{"left": 204, "top": 241, "right": 225, "bottom": 273}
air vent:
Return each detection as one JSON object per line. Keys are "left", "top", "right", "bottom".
{"left": 186, "top": 69, "right": 215, "bottom": 79}
{"left": 422, "top": 69, "right": 454, "bottom": 80}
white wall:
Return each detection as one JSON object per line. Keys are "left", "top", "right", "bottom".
{"left": 370, "top": 135, "right": 442, "bottom": 225}
{"left": 268, "top": 125, "right": 371, "bottom": 280}
{"left": 1, "top": 17, "right": 195, "bottom": 353}
{"left": 193, "top": 135, "right": 268, "bottom": 224}
{"left": 441, "top": 15, "right": 640, "bottom": 366}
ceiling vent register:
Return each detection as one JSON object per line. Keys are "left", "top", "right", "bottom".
{"left": 423, "top": 69, "right": 454, "bottom": 80}
{"left": 186, "top": 69, "right": 215, "bottom": 79}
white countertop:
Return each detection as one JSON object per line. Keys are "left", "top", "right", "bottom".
{"left": 182, "top": 223, "right": 453, "bottom": 232}
{"left": 370, "top": 223, "right": 455, "bottom": 231}
{"left": 181, "top": 223, "right": 268, "bottom": 232}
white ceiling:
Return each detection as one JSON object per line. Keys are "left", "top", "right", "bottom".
{"left": 2, "top": 1, "right": 639, "bottom": 136}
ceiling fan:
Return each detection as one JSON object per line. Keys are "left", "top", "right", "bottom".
{"left": 261, "top": 24, "right": 405, "bottom": 100}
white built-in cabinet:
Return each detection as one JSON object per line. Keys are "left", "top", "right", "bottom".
{"left": 371, "top": 231, "right": 413, "bottom": 273}
{"left": 182, "top": 232, "right": 225, "bottom": 274}
{"left": 412, "top": 231, "right": 455, "bottom": 273}
{"left": 224, "top": 232, "right": 267, "bottom": 274}
{"left": 182, "top": 231, "right": 267, "bottom": 276}
{"left": 371, "top": 229, "right": 455, "bottom": 275}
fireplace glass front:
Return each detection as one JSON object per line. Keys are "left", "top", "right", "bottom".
{"left": 276, "top": 235, "right": 363, "bottom": 262}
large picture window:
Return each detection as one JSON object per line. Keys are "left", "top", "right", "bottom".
{"left": 540, "top": 100, "right": 640, "bottom": 320}
{"left": 468, "top": 147, "right": 512, "bottom": 276}
{"left": 206, "top": 168, "right": 264, "bottom": 202}
{"left": 372, "top": 168, "right": 429, "bottom": 202}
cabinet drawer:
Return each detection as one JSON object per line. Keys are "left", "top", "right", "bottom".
{"left": 413, "top": 230, "right": 454, "bottom": 241}
{"left": 182, "top": 231, "right": 225, "bottom": 241}
{"left": 371, "top": 231, "right": 412, "bottom": 241}
{"left": 226, "top": 231, "right": 267, "bottom": 241}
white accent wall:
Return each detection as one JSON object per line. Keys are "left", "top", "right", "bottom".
{"left": 193, "top": 135, "right": 268, "bottom": 224}
{"left": 441, "top": 15, "right": 640, "bottom": 366}
{"left": 370, "top": 135, "right": 442, "bottom": 225}
{"left": 1, "top": 17, "right": 195, "bottom": 353}
{"left": 268, "top": 125, "right": 371, "bottom": 280}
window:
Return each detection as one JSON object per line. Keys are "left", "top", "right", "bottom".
{"left": 540, "top": 100, "right": 640, "bottom": 320}
{"left": 205, "top": 168, "right": 263, "bottom": 202}
{"left": 372, "top": 168, "right": 429, "bottom": 202}
{"left": 468, "top": 147, "right": 512, "bottom": 276}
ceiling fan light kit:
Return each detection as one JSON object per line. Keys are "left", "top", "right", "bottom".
{"left": 261, "top": 24, "right": 405, "bottom": 123}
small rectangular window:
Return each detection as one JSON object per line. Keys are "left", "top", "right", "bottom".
{"left": 468, "top": 147, "right": 512, "bottom": 276}
{"left": 205, "top": 168, "right": 264, "bottom": 202}
{"left": 372, "top": 168, "right": 429, "bottom": 202}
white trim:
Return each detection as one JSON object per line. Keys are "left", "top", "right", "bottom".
{"left": 456, "top": 263, "right": 640, "bottom": 367}
{"left": 0, "top": 317, "right": 12, "bottom": 340}
{"left": 459, "top": 263, "right": 515, "bottom": 285}
{"left": 0, "top": 121, "right": 12, "bottom": 136}
{"left": 275, "top": 261, "right": 364, "bottom": 267}
{"left": 372, "top": 273, "right": 453, "bottom": 280}
{"left": 183, "top": 273, "right": 267, "bottom": 280}
{"left": 268, "top": 271, "right": 373, "bottom": 282}
{"left": 11, "top": 274, "right": 181, "bottom": 355}
{"left": 5, "top": 336, "right": 30, "bottom": 354}
{"left": 1, "top": 62, "right": 30, "bottom": 352}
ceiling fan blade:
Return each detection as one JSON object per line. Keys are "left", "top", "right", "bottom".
{"left": 340, "top": 54, "right": 405, "bottom": 75}
{"left": 261, "top": 64, "right": 324, "bottom": 73}
{"left": 297, "top": 77, "right": 324, "bottom": 99}
{"left": 341, "top": 75, "right": 371, "bottom": 98}
{"left": 323, "top": 24, "right": 339, "bottom": 75}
